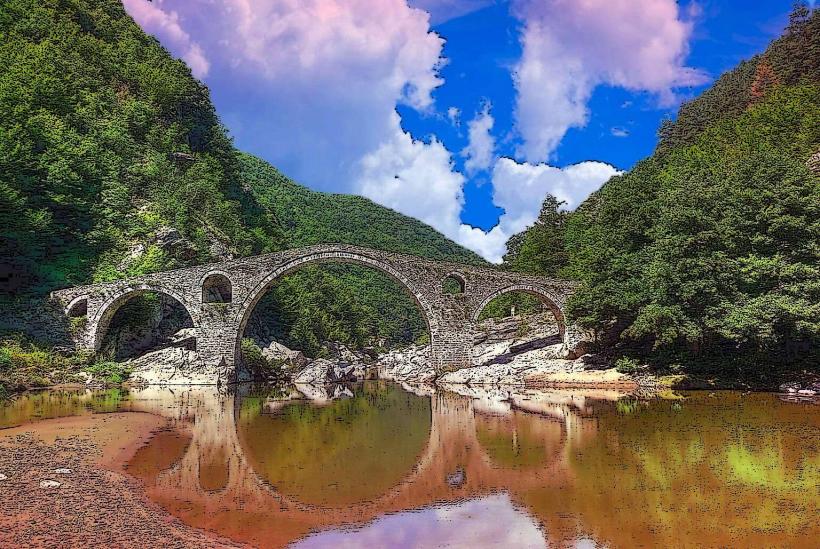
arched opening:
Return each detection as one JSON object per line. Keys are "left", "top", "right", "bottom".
{"left": 236, "top": 253, "right": 434, "bottom": 380}
{"left": 471, "top": 287, "right": 566, "bottom": 366}
{"left": 95, "top": 289, "right": 196, "bottom": 361}
{"left": 202, "top": 273, "right": 232, "bottom": 303}
{"left": 66, "top": 296, "right": 88, "bottom": 318}
{"left": 442, "top": 272, "right": 466, "bottom": 295}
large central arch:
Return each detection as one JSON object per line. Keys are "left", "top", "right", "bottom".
{"left": 234, "top": 251, "right": 438, "bottom": 369}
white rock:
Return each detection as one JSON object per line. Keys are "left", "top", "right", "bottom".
{"left": 0, "top": 473, "right": 7, "bottom": 481}
{"left": 54, "top": 468, "right": 72, "bottom": 475}
{"left": 39, "top": 479, "right": 61, "bottom": 489}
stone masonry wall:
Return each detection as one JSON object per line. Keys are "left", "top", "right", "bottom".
{"left": 49, "top": 244, "right": 585, "bottom": 383}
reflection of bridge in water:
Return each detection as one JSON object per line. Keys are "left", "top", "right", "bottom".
{"left": 121, "top": 383, "right": 624, "bottom": 547}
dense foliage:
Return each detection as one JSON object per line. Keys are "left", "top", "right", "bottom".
{"left": 504, "top": 6, "right": 820, "bottom": 375}
{"left": 0, "top": 0, "right": 283, "bottom": 295}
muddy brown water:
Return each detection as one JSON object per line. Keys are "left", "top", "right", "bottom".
{"left": 2, "top": 383, "right": 818, "bottom": 548}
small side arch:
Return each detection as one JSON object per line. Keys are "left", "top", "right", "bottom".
{"left": 442, "top": 271, "right": 467, "bottom": 294}
{"left": 90, "top": 284, "right": 198, "bottom": 352}
{"left": 201, "top": 271, "right": 233, "bottom": 303}
{"left": 472, "top": 284, "right": 567, "bottom": 339}
{"left": 65, "top": 295, "right": 89, "bottom": 317}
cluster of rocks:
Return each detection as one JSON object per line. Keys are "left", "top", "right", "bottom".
{"left": 778, "top": 381, "right": 820, "bottom": 397}
{"left": 108, "top": 312, "right": 613, "bottom": 389}
{"left": 262, "top": 340, "right": 376, "bottom": 385}
{"left": 376, "top": 344, "right": 436, "bottom": 384}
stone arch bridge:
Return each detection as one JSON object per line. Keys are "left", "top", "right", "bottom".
{"left": 51, "top": 244, "right": 588, "bottom": 383}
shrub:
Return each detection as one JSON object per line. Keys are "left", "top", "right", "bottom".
{"left": 85, "top": 361, "right": 133, "bottom": 384}
{"left": 614, "top": 356, "right": 642, "bottom": 374}
{"left": 241, "top": 338, "right": 286, "bottom": 380}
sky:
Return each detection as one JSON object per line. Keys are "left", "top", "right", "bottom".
{"left": 122, "top": 0, "right": 796, "bottom": 262}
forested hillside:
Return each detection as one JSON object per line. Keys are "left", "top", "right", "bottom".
{"left": 0, "top": 0, "right": 483, "bottom": 354}
{"left": 504, "top": 6, "right": 820, "bottom": 377}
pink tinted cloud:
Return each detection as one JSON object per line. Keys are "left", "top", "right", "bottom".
{"left": 122, "top": 0, "right": 210, "bottom": 78}
{"left": 512, "top": 0, "right": 708, "bottom": 161}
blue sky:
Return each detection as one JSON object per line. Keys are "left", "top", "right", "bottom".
{"left": 123, "top": 0, "right": 797, "bottom": 261}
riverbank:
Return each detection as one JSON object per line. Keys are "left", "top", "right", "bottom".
{"left": 0, "top": 412, "right": 241, "bottom": 547}
{"left": 3, "top": 311, "right": 818, "bottom": 397}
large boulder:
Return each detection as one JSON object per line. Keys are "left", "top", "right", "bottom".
{"left": 262, "top": 341, "right": 308, "bottom": 369}
{"left": 127, "top": 347, "right": 220, "bottom": 385}
{"left": 376, "top": 344, "right": 436, "bottom": 384}
{"left": 292, "top": 359, "right": 359, "bottom": 384}
{"left": 154, "top": 226, "right": 197, "bottom": 261}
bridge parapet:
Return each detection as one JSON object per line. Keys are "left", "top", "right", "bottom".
{"left": 50, "top": 244, "right": 588, "bottom": 383}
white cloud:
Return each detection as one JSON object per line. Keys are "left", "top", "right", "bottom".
{"left": 123, "top": 0, "right": 446, "bottom": 193}
{"left": 462, "top": 102, "right": 495, "bottom": 174}
{"left": 467, "top": 158, "right": 620, "bottom": 262}
{"left": 357, "top": 113, "right": 466, "bottom": 242}
{"left": 611, "top": 127, "right": 629, "bottom": 138}
{"left": 511, "top": 0, "right": 707, "bottom": 162}
{"left": 122, "top": 0, "right": 635, "bottom": 264}
{"left": 122, "top": 0, "right": 210, "bottom": 78}
{"left": 447, "top": 106, "right": 461, "bottom": 126}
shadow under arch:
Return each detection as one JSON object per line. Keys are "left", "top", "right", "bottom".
{"left": 91, "top": 283, "right": 198, "bottom": 352}
{"left": 472, "top": 284, "right": 567, "bottom": 339}
{"left": 233, "top": 250, "right": 437, "bottom": 370}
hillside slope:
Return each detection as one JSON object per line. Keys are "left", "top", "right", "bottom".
{"left": 240, "top": 153, "right": 484, "bottom": 264}
{"left": 0, "top": 0, "right": 484, "bottom": 353}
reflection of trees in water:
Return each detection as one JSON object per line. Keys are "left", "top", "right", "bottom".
{"left": 521, "top": 392, "right": 820, "bottom": 548}
{"left": 236, "top": 382, "right": 432, "bottom": 506}
{"left": 75, "top": 385, "right": 820, "bottom": 549}
{"left": 0, "top": 388, "right": 128, "bottom": 428}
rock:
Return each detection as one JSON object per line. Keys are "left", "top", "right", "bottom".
{"left": 446, "top": 468, "right": 466, "bottom": 488}
{"left": 54, "top": 468, "right": 72, "bottom": 475}
{"left": 39, "top": 479, "right": 61, "bottom": 489}
{"left": 328, "top": 363, "right": 357, "bottom": 383}
{"left": 262, "top": 341, "right": 308, "bottom": 369}
{"left": 292, "top": 358, "right": 362, "bottom": 384}
{"left": 127, "top": 347, "right": 219, "bottom": 385}
{"left": 292, "top": 359, "right": 335, "bottom": 384}
{"left": 779, "top": 382, "right": 802, "bottom": 394}
{"left": 77, "top": 371, "right": 93, "bottom": 385}
{"left": 167, "top": 327, "right": 197, "bottom": 350}
{"left": 169, "top": 151, "right": 196, "bottom": 163}
{"left": 0, "top": 473, "right": 7, "bottom": 481}
{"left": 377, "top": 344, "right": 436, "bottom": 384}
{"left": 154, "top": 226, "right": 197, "bottom": 261}
{"left": 797, "top": 389, "right": 817, "bottom": 396}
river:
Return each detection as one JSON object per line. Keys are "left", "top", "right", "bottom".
{"left": 1, "top": 382, "right": 818, "bottom": 547}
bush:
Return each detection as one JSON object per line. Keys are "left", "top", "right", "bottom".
{"left": 0, "top": 336, "right": 94, "bottom": 392}
{"left": 241, "top": 338, "right": 286, "bottom": 380}
{"left": 85, "top": 361, "right": 133, "bottom": 384}
{"left": 614, "top": 356, "right": 642, "bottom": 374}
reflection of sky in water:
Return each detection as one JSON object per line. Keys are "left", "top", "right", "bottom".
{"left": 293, "top": 493, "right": 569, "bottom": 548}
